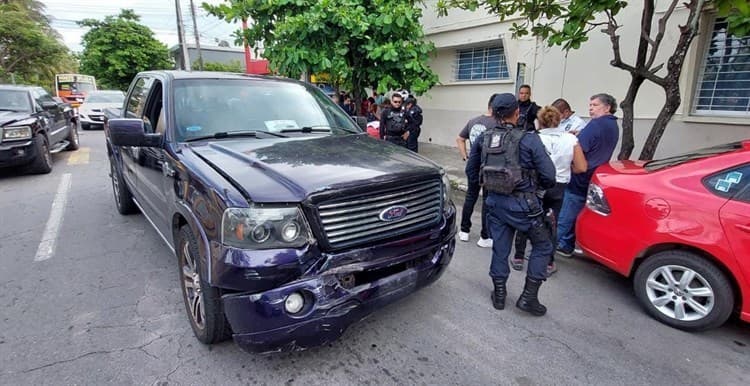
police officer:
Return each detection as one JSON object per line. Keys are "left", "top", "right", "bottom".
{"left": 404, "top": 96, "right": 423, "bottom": 152}
{"left": 379, "top": 93, "right": 409, "bottom": 148}
{"left": 466, "top": 93, "right": 556, "bottom": 316}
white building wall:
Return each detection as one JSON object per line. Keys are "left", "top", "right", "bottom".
{"left": 418, "top": 1, "right": 749, "bottom": 158}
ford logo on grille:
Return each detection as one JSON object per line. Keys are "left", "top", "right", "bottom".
{"left": 379, "top": 205, "right": 408, "bottom": 222}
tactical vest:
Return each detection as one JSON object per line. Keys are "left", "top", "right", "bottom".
{"left": 385, "top": 109, "right": 406, "bottom": 135}
{"left": 480, "top": 124, "right": 534, "bottom": 195}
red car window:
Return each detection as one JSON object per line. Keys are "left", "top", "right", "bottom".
{"left": 702, "top": 163, "right": 750, "bottom": 200}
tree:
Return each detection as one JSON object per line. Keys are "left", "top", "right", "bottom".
{"left": 204, "top": 0, "right": 439, "bottom": 104}
{"left": 436, "top": 0, "right": 750, "bottom": 159}
{"left": 78, "top": 10, "right": 172, "bottom": 91}
{"left": 199, "top": 60, "right": 243, "bottom": 73}
{"left": 0, "top": 0, "right": 76, "bottom": 89}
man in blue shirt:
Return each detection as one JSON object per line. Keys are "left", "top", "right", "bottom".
{"left": 466, "top": 93, "right": 556, "bottom": 316}
{"left": 556, "top": 93, "right": 620, "bottom": 256}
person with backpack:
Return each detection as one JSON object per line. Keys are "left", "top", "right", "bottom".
{"left": 465, "top": 93, "right": 556, "bottom": 316}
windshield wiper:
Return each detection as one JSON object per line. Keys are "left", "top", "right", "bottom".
{"left": 183, "top": 130, "right": 287, "bottom": 142}
{"left": 0, "top": 108, "right": 22, "bottom": 112}
{"left": 288, "top": 125, "right": 359, "bottom": 134}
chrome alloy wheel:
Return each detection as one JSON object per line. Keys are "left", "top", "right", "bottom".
{"left": 181, "top": 241, "right": 206, "bottom": 330}
{"left": 645, "top": 265, "right": 715, "bottom": 322}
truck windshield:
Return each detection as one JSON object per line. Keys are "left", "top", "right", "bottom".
{"left": 0, "top": 90, "right": 31, "bottom": 112}
{"left": 172, "top": 78, "right": 361, "bottom": 142}
{"left": 644, "top": 142, "right": 743, "bottom": 171}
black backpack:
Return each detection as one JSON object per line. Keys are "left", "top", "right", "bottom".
{"left": 480, "top": 126, "right": 528, "bottom": 195}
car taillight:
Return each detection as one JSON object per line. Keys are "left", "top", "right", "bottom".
{"left": 586, "top": 183, "right": 611, "bottom": 216}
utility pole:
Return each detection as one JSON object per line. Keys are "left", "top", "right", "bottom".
{"left": 188, "top": 0, "right": 203, "bottom": 71}
{"left": 175, "top": 0, "right": 192, "bottom": 71}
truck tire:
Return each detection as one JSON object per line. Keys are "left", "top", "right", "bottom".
{"left": 26, "top": 135, "right": 53, "bottom": 174}
{"left": 177, "top": 225, "right": 232, "bottom": 344}
{"left": 65, "top": 120, "right": 80, "bottom": 151}
{"left": 109, "top": 156, "right": 138, "bottom": 215}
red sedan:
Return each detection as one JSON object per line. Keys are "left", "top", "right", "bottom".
{"left": 577, "top": 140, "right": 750, "bottom": 331}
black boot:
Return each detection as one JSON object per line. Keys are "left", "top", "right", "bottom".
{"left": 516, "top": 277, "right": 547, "bottom": 316}
{"left": 491, "top": 278, "right": 507, "bottom": 310}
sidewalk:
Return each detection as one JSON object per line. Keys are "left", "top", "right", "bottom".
{"left": 418, "top": 142, "right": 469, "bottom": 192}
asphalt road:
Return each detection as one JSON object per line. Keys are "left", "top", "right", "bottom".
{"left": 0, "top": 131, "right": 748, "bottom": 385}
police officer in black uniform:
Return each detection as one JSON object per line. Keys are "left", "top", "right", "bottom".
{"left": 379, "top": 92, "right": 409, "bottom": 148}
{"left": 404, "top": 96, "right": 423, "bottom": 152}
{"left": 466, "top": 93, "right": 556, "bottom": 316}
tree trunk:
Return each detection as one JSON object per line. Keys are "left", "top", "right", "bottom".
{"left": 638, "top": 0, "right": 703, "bottom": 159}
{"left": 639, "top": 84, "right": 680, "bottom": 159}
{"left": 618, "top": 74, "right": 645, "bottom": 159}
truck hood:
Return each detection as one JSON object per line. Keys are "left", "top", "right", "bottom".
{"left": 0, "top": 111, "right": 32, "bottom": 127}
{"left": 187, "top": 134, "right": 441, "bottom": 202}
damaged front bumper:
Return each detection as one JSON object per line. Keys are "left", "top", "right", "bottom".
{"left": 221, "top": 217, "right": 456, "bottom": 353}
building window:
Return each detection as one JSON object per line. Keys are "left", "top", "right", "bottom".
{"left": 693, "top": 18, "right": 750, "bottom": 116}
{"left": 455, "top": 45, "right": 509, "bottom": 81}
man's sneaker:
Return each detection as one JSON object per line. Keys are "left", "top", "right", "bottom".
{"left": 546, "top": 263, "right": 558, "bottom": 277}
{"left": 574, "top": 247, "right": 583, "bottom": 255}
{"left": 510, "top": 256, "right": 524, "bottom": 271}
{"left": 556, "top": 248, "right": 574, "bottom": 258}
{"left": 458, "top": 231, "right": 469, "bottom": 242}
{"left": 477, "top": 238, "right": 493, "bottom": 248}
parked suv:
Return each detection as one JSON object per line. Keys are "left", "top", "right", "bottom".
{"left": 105, "top": 71, "right": 456, "bottom": 353}
{"left": 0, "top": 85, "right": 79, "bottom": 173}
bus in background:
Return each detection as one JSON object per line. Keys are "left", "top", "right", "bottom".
{"left": 55, "top": 74, "right": 97, "bottom": 108}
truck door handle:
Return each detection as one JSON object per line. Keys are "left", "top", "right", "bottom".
{"left": 735, "top": 224, "right": 750, "bottom": 233}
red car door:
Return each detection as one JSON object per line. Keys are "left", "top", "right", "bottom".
{"left": 715, "top": 164, "right": 750, "bottom": 294}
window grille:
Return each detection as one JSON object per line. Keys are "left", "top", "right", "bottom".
{"left": 693, "top": 18, "right": 750, "bottom": 116}
{"left": 455, "top": 45, "right": 509, "bottom": 81}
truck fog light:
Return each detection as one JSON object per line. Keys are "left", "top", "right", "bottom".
{"left": 284, "top": 292, "right": 304, "bottom": 314}
{"left": 250, "top": 223, "right": 272, "bottom": 243}
{"left": 280, "top": 221, "right": 300, "bottom": 242}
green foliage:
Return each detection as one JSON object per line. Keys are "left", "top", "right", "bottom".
{"left": 78, "top": 10, "right": 173, "bottom": 91}
{"left": 436, "top": 0, "right": 749, "bottom": 51}
{"left": 199, "top": 60, "right": 244, "bottom": 73}
{"left": 0, "top": 0, "right": 77, "bottom": 90}
{"left": 203, "top": 0, "right": 439, "bottom": 96}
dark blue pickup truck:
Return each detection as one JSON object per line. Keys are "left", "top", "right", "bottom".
{"left": 105, "top": 71, "right": 456, "bottom": 353}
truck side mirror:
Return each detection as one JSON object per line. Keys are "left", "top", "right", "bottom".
{"left": 41, "top": 101, "right": 58, "bottom": 110}
{"left": 109, "top": 118, "right": 163, "bottom": 147}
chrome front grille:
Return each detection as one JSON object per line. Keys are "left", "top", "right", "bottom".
{"left": 317, "top": 178, "right": 443, "bottom": 249}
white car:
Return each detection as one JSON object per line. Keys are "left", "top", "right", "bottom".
{"left": 78, "top": 90, "right": 125, "bottom": 130}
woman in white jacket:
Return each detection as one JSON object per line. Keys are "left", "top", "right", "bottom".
{"left": 511, "top": 106, "right": 587, "bottom": 276}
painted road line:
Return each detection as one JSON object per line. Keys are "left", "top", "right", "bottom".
{"left": 34, "top": 173, "right": 72, "bottom": 262}
{"left": 67, "top": 147, "right": 90, "bottom": 165}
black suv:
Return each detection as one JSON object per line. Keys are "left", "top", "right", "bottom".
{"left": 0, "top": 85, "right": 79, "bottom": 173}
{"left": 106, "top": 71, "right": 456, "bottom": 352}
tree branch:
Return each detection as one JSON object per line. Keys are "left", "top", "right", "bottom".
{"left": 602, "top": 11, "right": 638, "bottom": 74}
{"left": 645, "top": 0, "right": 680, "bottom": 69}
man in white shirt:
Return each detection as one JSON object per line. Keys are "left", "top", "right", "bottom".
{"left": 552, "top": 98, "right": 586, "bottom": 135}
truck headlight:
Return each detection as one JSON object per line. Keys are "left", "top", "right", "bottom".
{"left": 221, "top": 205, "right": 312, "bottom": 249}
{"left": 441, "top": 172, "right": 451, "bottom": 204}
{"left": 2, "top": 126, "right": 32, "bottom": 140}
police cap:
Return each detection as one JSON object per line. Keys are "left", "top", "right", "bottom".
{"left": 491, "top": 93, "right": 519, "bottom": 117}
